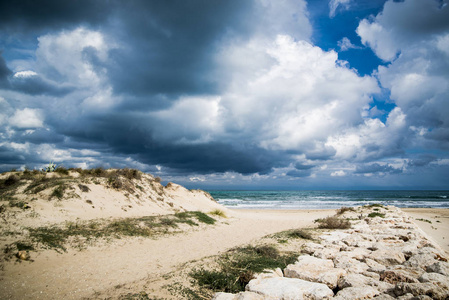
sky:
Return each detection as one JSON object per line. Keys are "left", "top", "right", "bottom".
{"left": 1, "top": 0, "right": 449, "bottom": 190}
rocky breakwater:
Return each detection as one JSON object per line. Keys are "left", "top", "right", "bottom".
{"left": 212, "top": 206, "right": 449, "bottom": 300}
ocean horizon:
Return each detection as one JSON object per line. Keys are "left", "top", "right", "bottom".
{"left": 208, "top": 190, "right": 449, "bottom": 210}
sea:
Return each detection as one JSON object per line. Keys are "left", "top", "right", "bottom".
{"left": 208, "top": 190, "right": 449, "bottom": 210}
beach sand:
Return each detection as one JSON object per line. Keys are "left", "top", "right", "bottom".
{"left": 0, "top": 209, "right": 335, "bottom": 299}
{"left": 1, "top": 207, "right": 448, "bottom": 299}
{"left": 402, "top": 208, "right": 449, "bottom": 253}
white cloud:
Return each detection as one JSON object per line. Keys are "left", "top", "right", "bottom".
{"left": 358, "top": 0, "right": 449, "bottom": 147}
{"left": 337, "top": 37, "right": 360, "bottom": 51}
{"left": 329, "top": 0, "right": 351, "bottom": 18}
{"left": 36, "top": 27, "right": 111, "bottom": 87}
{"left": 331, "top": 170, "right": 346, "bottom": 177}
{"left": 13, "top": 70, "right": 38, "bottom": 78}
{"left": 9, "top": 108, "right": 44, "bottom": 129}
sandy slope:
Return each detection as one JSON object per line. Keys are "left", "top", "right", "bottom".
{"left": 0, "top": 209, "right": 334, "bottom": 299}
{"left": 402, "top": 208, "right": 449, "bottom": 253}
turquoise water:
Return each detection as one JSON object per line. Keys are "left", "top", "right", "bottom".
{"left": 208, "top": 190, "right": 449, "bottom": 209}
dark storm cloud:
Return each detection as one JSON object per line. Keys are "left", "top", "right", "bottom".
{"left": 286, "top": 169, "right": 313, "bottom": 177}
{"left": 0, "top": 0, "right": 111, "bottom": 33}
{"left": 51, "top": 113, "right": 283, "bottom": 175}
{"left": 0, "top": 53, "right": 12, "bottom": 87}
{"left": 12, "top": 128, "right": 65, "bottom": 145}
{"left": 407, "top": 154, "right": 438, "bottom": 167}
{"left": 104, "top": 1, "right": 253, "bottom": 97}
{"left": 9, "top": 74, "right": 73, "bottom": 96}
{"left": 355, "top": 163, "right": 402, "bottom": 174}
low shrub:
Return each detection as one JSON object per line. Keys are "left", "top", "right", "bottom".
{"left": 336, "top": 206, "right": 355, "bottom": 215}
{"left": 191, "top": 245, "right": 298, "bottom": 293}
{"left": 315, "top": 216, "right": 351, "bottom": 229}
{"left": 368, "top": 212, "right": 385, "bottom": 218}
{"left": 287, "top": 229, "right": 313, "bottom": 240}
{"left": 209, "top": 209, "right": 227, "bottom": 218}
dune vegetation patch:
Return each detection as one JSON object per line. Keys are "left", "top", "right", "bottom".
{"left": 314, "top": 216, "right": 351, "bottom": 229}
{"left": 190, "top": 244, "right": 299, "bottom": 295}
{"left": 3, "top": 211, "right": 217, "bottom": 255}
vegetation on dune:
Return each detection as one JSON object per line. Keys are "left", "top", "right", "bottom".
{"left": 368, "top": 212, "right": 385, "bottom": 218}
{"left": 314, "top": 216, "right": 351, "bottom": 229}
{"left": 336, "top": 206, "right": 355, "bottom": 215}
{"left": 9, "top": 211, "right": 216, "bottom": 253}
{"left": 190, "top": 244, "right": 299, "bottom": 294}
{"left": 0, "top": 167, "right": 149, "bottom": 201}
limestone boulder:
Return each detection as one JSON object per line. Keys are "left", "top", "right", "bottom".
{"left": 337, "top": 273, "right": 371, "bottom": 289}
{"left": 333, "top": 256, "right": 369, "bottom": 274}
{"left": 333, "top": 285, "right": 380, "bottom": 300}
{"left": 419, "top": 272, "right": 449, "bottom": 290}
{"left": 404, "top": 253, "right": 438, "bottom": 270}
{"left": 284, "top": 255, "right": 346, "bottom": 289}
{"left": 245, "top": 277, "right": 334, "bottom": 300}
{"left": 393, "top": 282, "right": 449, "bottom": 300}
{"left": 212, "top": 292, "right": 263, "bottom": 300}
{"left": 425, "top": 261, "right": 449, "bottom": 276}
{"left": 369, "top": 248, "right": 406, "bottom": 266}
{"left": 364, "top": 258, "right": 386, "bottom": 273}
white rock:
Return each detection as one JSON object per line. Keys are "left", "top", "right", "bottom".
{"left": 364, "top": 258, "right": 386, "bottom": 273}
{"left": 394, "top": 282, "right": 449, "bottom": 299}
{"left": 404, "top": 253, "right": 438, "bottom": 270}
{"left": 212, "top": 292, "right": 264, "bottom": 300}
{"left": 246, "top": 277, "right": 334, "bottom": 300}
{"left": 319, "top": 231, "right": 351, "bottom": 243}
{"left": 425, "top": 261, "right": 449, "bottom": 276}
{"left": 284, "top": 255, "right": 346, "bottom": 289}
{"left": 419, "top": 272, "right": 449, "bottom": 290}
{"left": 334, "top": 285, "right": 379, "bottom": 300}
{"left": 369, "top": 248, "right": 406, "bottom": 266}
{"left": 333, "top": 256, "right": 369, "bottom": 274}
{"left": 337, "top": 273, "right": 371, "bottom": 288}
{"left": 212, "top": 292, "right": 238, "bottom": 300}
{"left": 253, "top": 268, "right": 283, "bottom": 281}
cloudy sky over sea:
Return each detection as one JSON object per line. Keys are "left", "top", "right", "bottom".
{"left": 1, "top": 0, "right": 449, "bottom": 189}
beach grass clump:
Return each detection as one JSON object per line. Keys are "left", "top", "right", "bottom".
{"left": 315, "top": 216, "right": 351, "bottom": 229}
{"left": 191, "top": 245, "right": 298, "bottom": 293}
{"left": 50, "top": 184, "right": 67, "bottom": 199}
{"left": 368, "top": 212, "right": 385, "bottom": 218}
{"left": 209, "top": 209, "right": 227, "bottom": 218}
{"left": 9, "top": 199, "right": 30, "bottom": 209}
{"left": 286, "top": 229, "right": 313, "bottom": 240}
{"left": 0, "top": 174, "right": 24, "bottom": 195}
{"left": 336, "top": 206, "right": 355, "bottom": 215}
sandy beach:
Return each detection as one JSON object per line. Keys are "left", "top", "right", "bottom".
{"left": 402, "top": 208, "right": 449, "bottom": 253}
{"left": 0, "top": 206, "right": 447, "bottom": 299}
{"left": 0, "top": 208, "right": 334, "bottom": 299}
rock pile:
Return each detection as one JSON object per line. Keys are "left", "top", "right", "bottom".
{"left": 212, "top": 206, "right": 449, "bottom": 300}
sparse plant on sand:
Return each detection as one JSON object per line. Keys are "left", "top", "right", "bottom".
{"left": 209, "top": 209, "right": 227, "bottom": 218}
{"left": 368, "top": 212, "right": 385, "bottom": 218}
{"left": 336, "top": 206, "right": 355, "bottom": 215}
{"left": 314, "top": 216, "right": 351, "bottom": 229}
{"left": 191, "top": 244, "right": 298, "bottom": 294}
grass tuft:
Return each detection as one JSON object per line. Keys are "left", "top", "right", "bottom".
{"left": 209, "top": 209, "right": 227, "bottom": 218}
{"left": 191, "top": 245, "right": 298, "bottom": 293}
{"left": 336, "top": 206, "right": 355, "bottom": 215}
{"left": 368, "top": 212, "right": 385, "bottom": 218}
{"left": 314, "top": 216, "right": 351, "bottom": 229}
{"left": 287, "top": 229, "right": 313, "bottom": 240}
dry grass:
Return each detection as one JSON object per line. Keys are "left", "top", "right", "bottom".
{"left": 314, "top": 216, "right": 351, "bottom": 229}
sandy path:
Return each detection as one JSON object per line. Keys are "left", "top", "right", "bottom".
{"left": 402, "top": 208, "right": 449, "bottom": 254}
{"left": 0, "top": 209, "right": 334, "bottom": 299}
